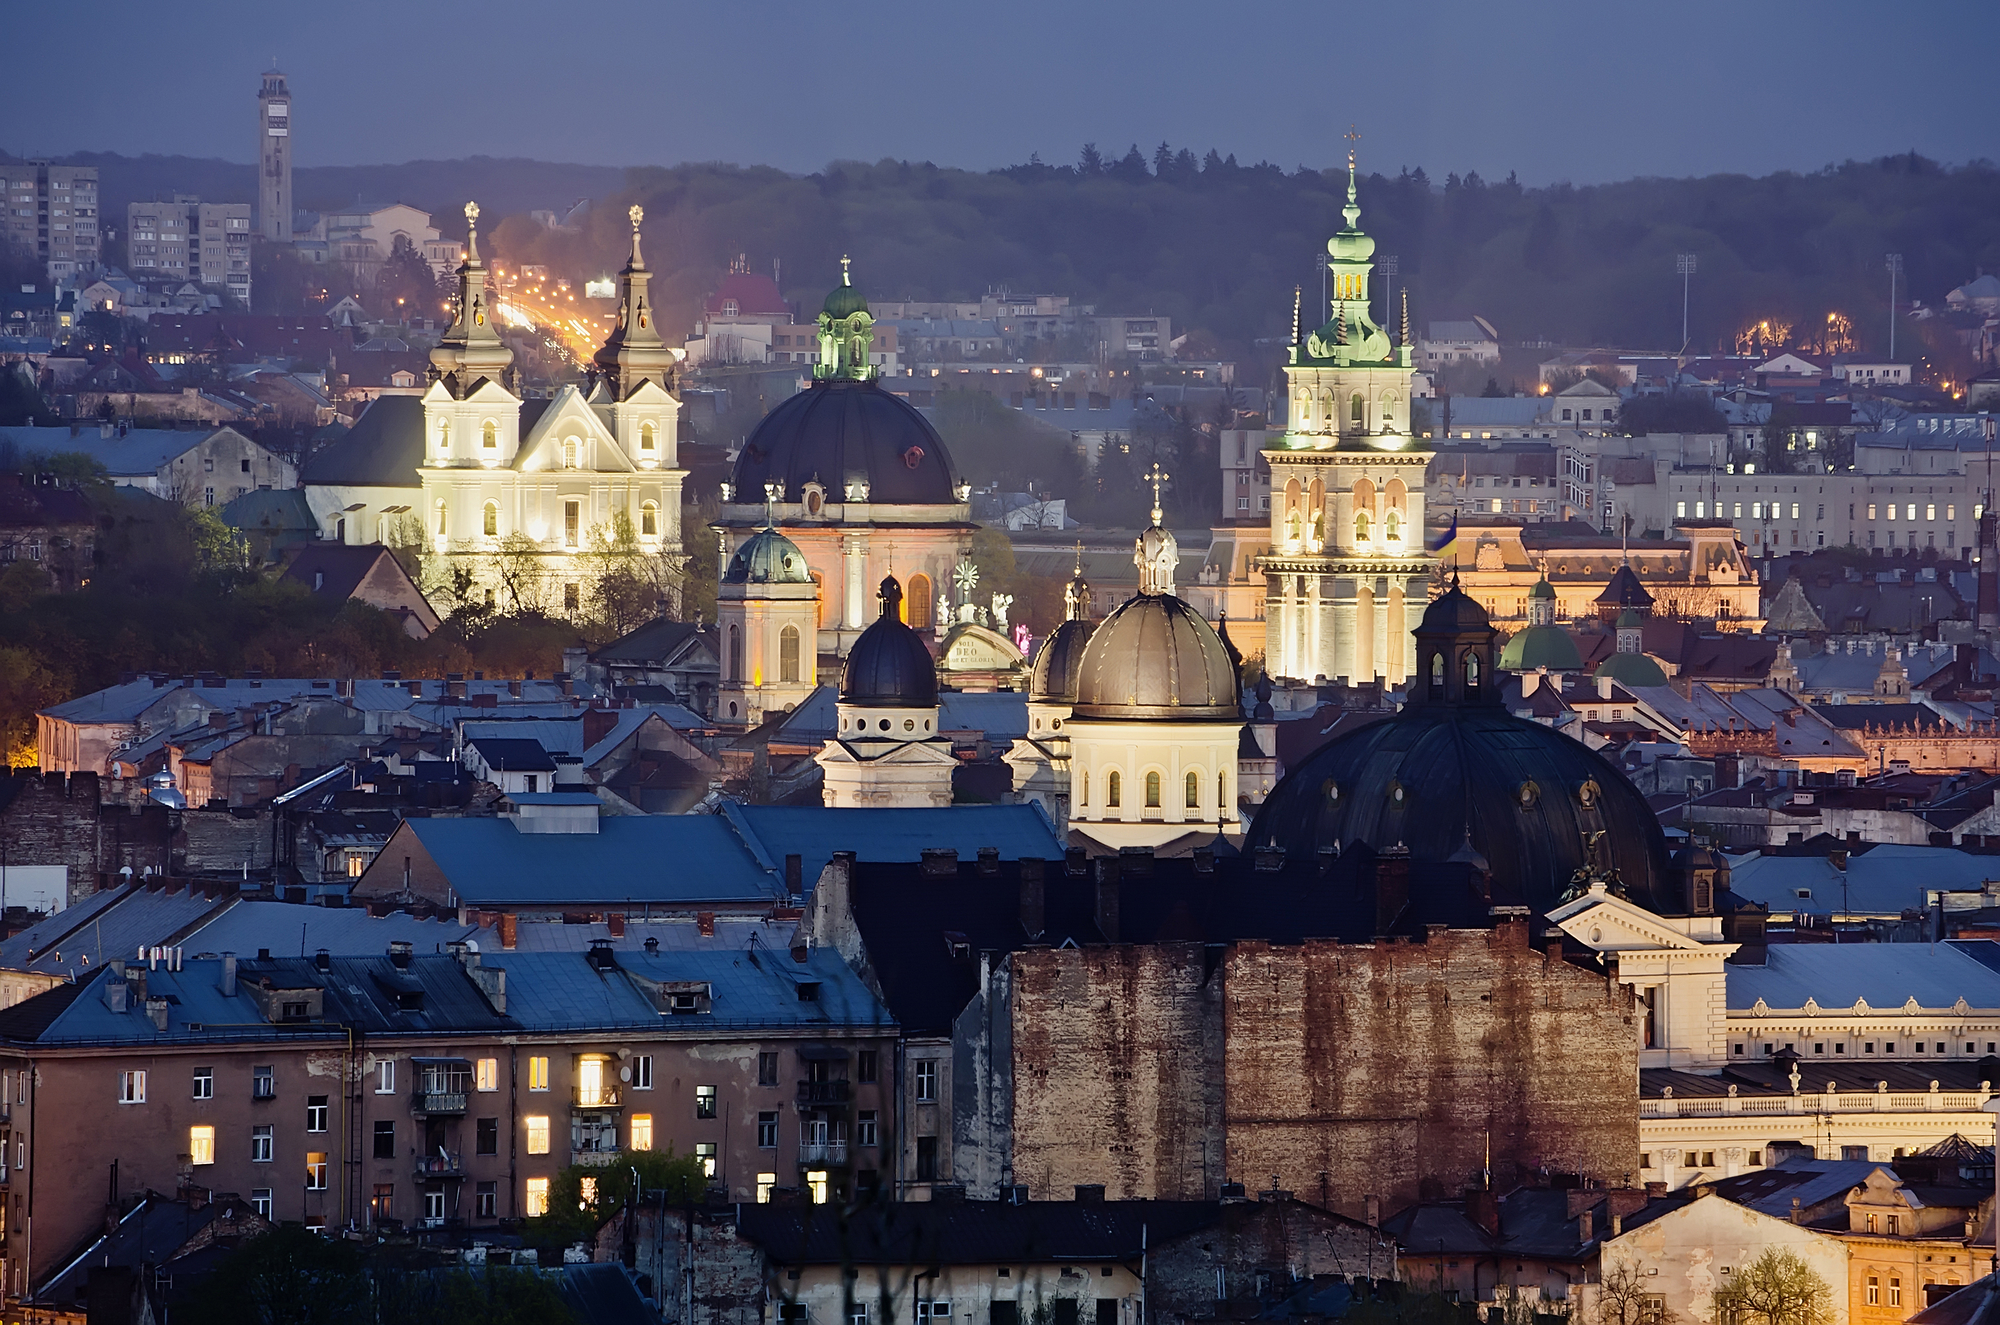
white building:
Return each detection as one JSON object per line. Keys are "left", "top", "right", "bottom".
{"left": 1418, "top": 316, "right": 1500, "bottom": 369}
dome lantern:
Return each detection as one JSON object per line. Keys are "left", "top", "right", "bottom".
{"left": 1413, "top": 578, "right": 1500, "bottom": 707}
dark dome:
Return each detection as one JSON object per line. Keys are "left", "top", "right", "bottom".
{"left": 1247, "top": 704, "right": 1671, "bottom": 917}
{"left": 722, "top": 528, "right": 811, "bottom": 584}
{"left": 823, "top": 281, "right": 869, "bottom": 320}
{"left": 840, "top": 578, "right": 939, "bottom": 709}
{"left": 1030, "top": 617, "right": 1096, "bottom": 703}
{"left": 731, "top": 379, "right": 959, "bottom": 506}
{"left": 1073, "top": 595, "right": 1239, "bottom": 721}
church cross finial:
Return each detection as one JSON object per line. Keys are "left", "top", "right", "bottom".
{"left": 1145, "top": 463, "right": 1170, "bottom": 526}
{"left": 1344, "top": 125, "right": 1360, "bottom": 174}
{"left": 763, "top": 480, "right": 783, "bottom": 529}
{"left": 840, "top": 254, "right": 852, "bottom": 287}
{"left": 1074, "top": 540, "right": 1085, "bottom": 578}
{"left": 627, "top": 204, "right": 645, "bottom": 268}
{"left": 463, "top": 201, "right": 481, "bottom": 261}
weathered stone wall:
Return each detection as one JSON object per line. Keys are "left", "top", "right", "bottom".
{"left": 1222, "top": 924, "right": 1637, "bottom": 1220}
{"left": 1009, "top": 925, "right": 1636, "bottom": 1219}
{"left": 0, "top": 770, "right": 174, "bottom": 904}
{"left": 1009, "top": 942, "right": 1225, "bottom": 1200}
{"left": 1148, "top": 1199, "right": 1399, "bottom": 1322}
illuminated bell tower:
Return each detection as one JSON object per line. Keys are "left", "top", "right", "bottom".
{"left": 256, "top": 69, "right": 293, "bottom": 242}
{"left": 1257, "top": 135, "right": 1434, "bottom": 687}
{"left": 815, "top": 256, "right": 877, "bottom": 381}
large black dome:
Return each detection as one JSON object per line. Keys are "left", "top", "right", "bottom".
{"left": 731, "top": 379, "right": 960, "bottom": 505}
{"left": 1247, "top": 583, "right": 1673, "bottom": 917}
{"left": 1030, "top": 617, "right": 1095, "bottom": 703}
{"left": 839, "top": 578, "right": 939, "bottom": 708}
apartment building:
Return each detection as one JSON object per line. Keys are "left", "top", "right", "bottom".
{"left": 0, "top": 943, "right": 895, "bottom": 1294}
{"left": 1666, "top": 471, "right": 1980, "bottom": 556}
{"left": 126, "top": 198, "right": 253, "bottom": 306}
{"left": 0, "top": 162, "right": 100, "bottom": 281}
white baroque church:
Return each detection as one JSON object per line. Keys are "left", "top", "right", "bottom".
{"left": 419, "top": 203, "right": 684, "bottom": 612}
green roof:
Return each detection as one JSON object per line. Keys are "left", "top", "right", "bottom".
{"left": 1498, "top": 624, "right": 1583, "bottom": 673}
{"left": 823, "top": 283, "right": 869, "bottom": 320}
{"left": 1595, "top": 651, "right": 1668, "bottom": 688}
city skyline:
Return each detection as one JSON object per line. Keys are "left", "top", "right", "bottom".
{"left": 8, "top": 0, "right": 1996, "bottom": 185}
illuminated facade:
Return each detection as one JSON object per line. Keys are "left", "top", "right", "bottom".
{"left": 418, "top": 203, "right": 683, "bottom": 612}
{"left": 1257, "top": 156, "right": 1434, "bottom": 686}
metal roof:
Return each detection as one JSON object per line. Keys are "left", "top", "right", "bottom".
{"left": 719, "top": 802, "right": 1063, "bottom": 893}
{"left": 402, "top": 816, "right": 782, "bottom": 907}
{"left": 1726, "top": 848, "right": 2000, "bottom": 916}
{"left": 1727, "top": 940, "right": 2000, "bottom": 1013}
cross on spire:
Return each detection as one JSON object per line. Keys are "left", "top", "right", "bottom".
{"left": 1145, "top": 463, "right": 1170, "bottom": 526}
{"left": 1344, "top": 125, "right": 1361, "bottom": 173}
{"left": 763, "top": 480, "right": 783, "bottom": 528}
{"left": 463, "top": 201, "right": 481, "bottom": 261}
{"left": 627, "top": 204, "right": 645, "bottom": 268}
{"left": 840, "top": 254, "right": 852, "bottom": 287}
{"left": 1073, "top": 540, "right": 1085, "bottom": 577}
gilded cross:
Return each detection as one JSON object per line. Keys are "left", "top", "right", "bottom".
{"left": 1145, "top": 463, "right": 1170, "bottom": 522}
{"left": 1344, "top": 125, "right": 1361, "bottom": 172}
{"left": 840, "top": 254, "right": 852, "bottom": 286}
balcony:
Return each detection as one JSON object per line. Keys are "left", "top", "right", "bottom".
{"left": 572, "top": 1084, "right": 621, "bottom": 1110}
{"left": 800, "top": 1142, "right": 848, "bottom": 1165}
{"left": 796, "top": 1080, "right": 851, "bottom": 1108}
{"left": 413, "top": 1151, "right": 465, "bottom": 1180}
{"left": 412, "top": 1090, "right": 467, "bottom": 1116}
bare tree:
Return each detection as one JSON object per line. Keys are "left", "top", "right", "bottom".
{"left": 1712, "top": 1248, "right": 1833, "bottom": 1325}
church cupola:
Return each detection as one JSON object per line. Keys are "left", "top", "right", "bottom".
{"left": 429, "top": 201, "right": 514, "bottom": 397}
{"left": 818, "top": 576, "right": 955, "bottom": 807}
{"left": 1413, "top": 579, "right": 1500, "bottom": 707}
{"left": 814, "top": 257, "right": 877, "bottom": 382}
{"left": 1298, "top": 138, "right": 1396, "bottom": 371}
{"left": 593, "top": 204, "right": 677, "bottom": 401}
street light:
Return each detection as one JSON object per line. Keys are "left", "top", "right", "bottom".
{"left": 1886, "top": 253, "right": 1904, "bottom": 360}
{"left": 1676, "top": 254, "right": 1697, "bottom": 353}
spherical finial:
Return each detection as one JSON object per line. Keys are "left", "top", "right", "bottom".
{"left": 464, "top": 201, "right": 479, "bottom": 225}
{"left": 629, "top": 204, "right": 644, "bottom": 229}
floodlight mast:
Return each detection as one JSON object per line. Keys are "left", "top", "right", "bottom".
{"left": 1676, "top": 254, "right": 1697, "bottom": 353}
{"left": 1886, "top": 253, "right": 1904, "bottom": 360}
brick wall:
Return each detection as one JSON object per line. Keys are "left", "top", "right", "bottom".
{"left": 1009, "top": 925, "right": 1637, "bottom": 1219}
{"left": 0, "top": 770, "right": 174, "bottom": 905}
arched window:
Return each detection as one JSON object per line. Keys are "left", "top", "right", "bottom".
{"left": 1354, "top": 511, "right": 1371, "bottom": 542}
{"left": 437, "top": 419, "right": 450, "bottom": 453}
{"left": 1185, "top": 770, "right": 1200, "bottom": 809}
{"left": 1465, "top": 651, "right": 1481, "bottom": 689}
{"left": 1431, "top": 651, "right": 1444, "bottom": 684}
{"left": 1384, "top": 511, "right": 1401, "bottom": 541}
{"left": 1078, "top": 771, "right": 1088, "bottom": 808}
{"left": 434, "top": 499, "right": 447, "bottom": 537}
{"left": 1106, "top": 771, "right": 1122, "bottom": 809}
{"left": 481, "top": 420, "right": 496, "bottom": 450}
{"left": 640, "top": 421, "right": 656, "bottom": 453}
{"left": 1293, "top": 390, "right": 1309, "bottom": 424}
{"left": 482, "top": 500, "right": 498, "bottom": 537}
{"left": 1218, "top": 770, "right": 1228, "bottom": 810}
{"left": 1319, "top": 390, "right": 1334, "bottom": 428}
{"left": 1311, "top": 512, "right": 1325, "bottom": 546}
{"left": 562, "top": 438, "right": 579, "bottom": 470}
{"left": 727, "top": 626, "right": 742, "bottom": 682}
{"left": 908, "top": 574, "right": 933, "bottom": 629}
{"left": 779, "top": 625, "right": 800, "bottom": 684}
{"left": 1145, "top": 771, "right": 1161, "bottom": 808}
{"left": 1380, "top": 391, "right": 1401, "bottom": 430}
{"left": 1350, "top": 392, "right": 1365, "bottom": 428}
{"left": 640, "top": 501, "right": 659, "bottom": 537}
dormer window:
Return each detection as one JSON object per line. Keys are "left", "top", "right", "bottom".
{"left": 722, "top": 299, "right": 739, "bottom": 317}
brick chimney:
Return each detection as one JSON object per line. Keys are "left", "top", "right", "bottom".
{"left": 499, "top": 913, "right": 518, "bottom": 950}
{"left": 1577, "top": 1210, "right": 1593, "bottom": 1243}
{"left": 1465, "top": 1187, "right": 1499, "bottom": 1235}
{"left": 582, "top": 706, "right": 617, "bottom": 749}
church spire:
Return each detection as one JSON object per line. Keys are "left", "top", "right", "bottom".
{"left": 429, "top": 200, "right": 514, "bottom": 397}
{"left": 814, "top": 256, "right": 876, "bottom": 382}
{"left": 1062, "top": 541, "right": 1092, "bottom": 621}
{"left": 592, "top": 204, "right": 676, "bottom": 401}
{"left": 1134, "top": 464, "right": 1178, "bottom": 595}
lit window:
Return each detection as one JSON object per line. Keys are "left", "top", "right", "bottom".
{"left": 641, "top": 501, "right": 659, "bottom": 537}
{"left": 305, "top": 1152, "right": 328, "bottom": 1190}
{"left": 640, "top": 422, "right": 656, "bottom": 452}
{"left": 525, "top": 1177, "right": 550, "bottom": 1216}
{"left": 528, "top": 1057, "right": 549, "bottom": 1091}
{"left": 696, "top": 1085, "right": 717, "bottom": 1118}
{"left": 482, "top": 501, "right": 498, "bottom": 537}
{"left": 696, "top": 1141, "right": 716, "bottom": 1177}
{"left": 631, "top": 1115, "right": 653, "bottom": 1151}
{"left": 189, "top": 1126, "right": 215, "bottom": 1165}
{"left": 526, "top": 1116, "right": 550, "bottom": 1155}
{"left": 118, "top": 1070, "right": 146, "bottom": 1104}
{"left": 807, "top": 1169, "right": 829, "bottom": 1203}
{"left": 756, "top": 1172, "right": 777, "bottom": 1203}
{"left": 482, "top": 421, "right": 496, "bottom": 450}
{"left": 476, "top": 1058, "right": 498, "bottom": 1092}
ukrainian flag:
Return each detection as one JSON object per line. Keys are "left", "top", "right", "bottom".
{"left": 1428, "top": 513, "right": 1459, "bottom": 558}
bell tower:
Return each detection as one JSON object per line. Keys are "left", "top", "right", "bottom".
{"left": 256, "top": 68, "right": 293, "bottom": 243}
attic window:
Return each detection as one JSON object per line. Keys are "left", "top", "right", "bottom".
{"left": 796, "top": 981, "right": 821, "bottom": 1002}
{"left": 669, "top": 992, "right": 699, "bottom": 1014}
{"left": 281, "top": 1001, "right": 308, "bottom": 1021}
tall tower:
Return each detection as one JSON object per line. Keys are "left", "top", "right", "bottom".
{"left": 1257, "top": 141, "right": 1433, "bottom": 688}
{"left": 257, "top": 69, "right": 293, "bottom": 242}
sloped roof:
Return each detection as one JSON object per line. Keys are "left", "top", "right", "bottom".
{"left": 1727, "top": 940, "right": 2000, "bottom": 1012}
{"left": 300, "top": 394, "right": 424, "bottom": 487}
{"left": 719, "top": 802, "right": 1063, "bottom": 893}
{"left": 398, "top": 815, "right": 781, "bottom": 907}
{"left": 281, "top": 543, "right": 403, "bottom": 600}
{"left": 0, "top": 425, "right": 238, "bottom": 477}
{"left": 593, "top": 618, "right": 713, "bottom": 666}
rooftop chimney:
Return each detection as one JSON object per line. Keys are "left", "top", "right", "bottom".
{"left": 1074, "top": 1184, "right": 1105, "bottom": 1203}
{"left": 582, "top": 706, "right": 617, "bottom": 749}
{"left": 1577, "top": 1210, "right": 1594, "bottom": 1243}
{"left": 104, "top": 966, "right": 130, "bottom": 1012}
{"left": 145, "top": 997, "right": 170, "bottom": 1032}
{"left": 219, "top": 952, "right": 237, "bottom": 998}
{"left": 499, "top": 913, "right": 518, "bottom": 949}
{"left": 586, "top": 938, "right": 618, "bottom": 971}
{"left": 697, "top": 911, "right": 715, "bottom": 938}
{"left": 920, "top": 848, "right": 958, "bottom": 878}
{"left": 1019, "top": 857, "right": 1045, "bottom": 939}
{"left": 977, "top": 846, "right": 1000, "bottom": 876}
{"left": 388, "top": 940, "right": 413, "bottom": 969}
{"left": 1375, "top": 843, "right": 1412, "bottom": 933}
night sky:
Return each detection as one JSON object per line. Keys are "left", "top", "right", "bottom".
{"left": 13, "top": 0, "right": 1996, "bottom": 183}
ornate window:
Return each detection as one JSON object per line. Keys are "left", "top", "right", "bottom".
{"left": 481, "top": 420, "right": 496, "bottom": 450}
{"left": 562, "top": 438, "right": 579, "bottom": 469}
{"left": 1145, "top": 771, "right": 1161, "bottom": 808}
{"left": 640, "top": 421, "right": 656, "bottom": 452}
{"left": 1385, "top": 511, "right": 1401, "bottom": 541}
{"left": 640, "top": 501, "right": 659, "bottom": 537}
{"left": 1106, "top": 771, "right": 1122, "bottom": 809}
{"left": 779, "top": 625, "right": 800, "bottom": 684}
{"left": 434, "top": 499, "right": 447, "bottom": 537}
{"left": 482, "top": 501, "right": 498, "bottom": 537}
{"left": 1354, "top": 511, "right": 1371, "bottom": 542}
{"left": 1350, "top": 393, "right": 1365, "bottom": 428}
{"left": 908, "top": 574, "right": 933, "bottom": 629}
{"left": 1185, "top": 770, "right": 1200, "bottom": 809}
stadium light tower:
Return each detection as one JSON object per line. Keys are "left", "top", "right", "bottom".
{"left": 1886, "top": 253, "right": 1904, "bottom": 360}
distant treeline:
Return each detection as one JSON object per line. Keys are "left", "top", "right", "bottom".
{"left": 21, "top": 146, "right": 2000, "bottom": 374}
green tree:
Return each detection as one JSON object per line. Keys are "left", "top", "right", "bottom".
{"left": 580, "top": 510, "right": 677, "bottom": 640}
{"left": 375, "top": 234, "right": 439, "bottom": 323}
{"left": 188, "top": 504, "right": 252, "bottom": 577}
{"left": 1712, "top": 1248, "right": 1833, "bottom": 1325}
{"left": 0, "top": 644, "right": 61, "bottom": 766}
{"left": 527, "top": 1146, "right": 707, "bottom": 1252}
{"left": 0, "top": 365, "right": 53, "bottom": 426}
{"left": 187, "top": 1224, "right": 370, "bottom": 1325}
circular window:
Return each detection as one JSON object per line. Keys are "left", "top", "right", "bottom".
{"left": 1388, "top": 781, "right": 1405, "bottom": 804}
{"left": 1051, "top": 718, "right": 1060, "bottom": 730}
{"left": 1577, "top": 779, "right": 1601, "bottom": 809}
{"left": 1516, "top": 780, "right": 1540, "bottom": 808}
{"left": 781, "top": 555, "right": 793, "bottom": 571}
{"left": 1322, "top": 778, "right": 1340, "bottom": 804}
{"left": 879, "top": 718, "right": 891, "bottom": 732}
{"left": 1590, "top": 927, "right": 1603, "bottom": 944}
{"left": 904, "top": 718, "right": 915, "bottom": 732}
{"left": 903, "top": 445, "right": 925, "bottom": 469}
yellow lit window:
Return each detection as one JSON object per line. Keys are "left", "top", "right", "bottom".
{"left": 807, "top": 1169, "right": 829, "bottom": 1203}
{"left": 526, "top": 1116, "right": 550, "bottom": 1155}
{"left": 580, "top": 1176, "right": 598, "bottom": 1208}
{"left": 630, "top": 1115, "right": 653, "bottom": 1150}
{"left": 528, "top": 1057, "right": 549, "bottom": 1091}
{"left": 189, "top": 1125, "right": 214, "bottom": 1166}
{"left": 525, "top": 1177, "right": 550, "bottom": 1216}
{"left": 757, "top": 1172, "right": 777, "bottom": 1203}
{"left": 476, "top": 1058, "right": 498, "bottom": 1092}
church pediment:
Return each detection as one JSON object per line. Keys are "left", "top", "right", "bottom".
{"left": 939, "top": 622, "right": 1026, "bottom": 675}
{"left": 1548, "top": 891, "right": 1730, "bottom": 955}
{"left": 517, "top": 387, "right": 635, "bottom": 474}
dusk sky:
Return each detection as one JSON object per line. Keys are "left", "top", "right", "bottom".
{"left": 11, "top": 0, "right": 1998, "bottom": 183}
